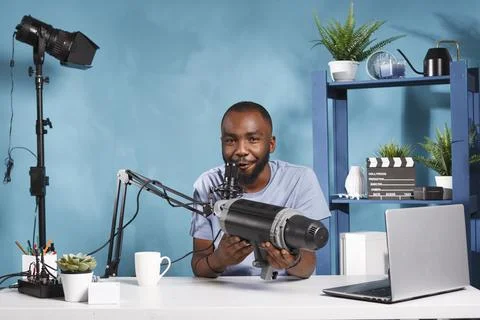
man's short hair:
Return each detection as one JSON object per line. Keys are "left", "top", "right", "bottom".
{"left": 221, "top": 101, "right": 273, "bottom": 131}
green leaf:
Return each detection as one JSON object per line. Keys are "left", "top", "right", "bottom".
{"left": 375, "top": 141, "right": 413, "bottom": 157}
{"left": 414, "top": 123, "right": 480, "bottom": 177}
{"left": 312, "top": 3, "right": 404, "bottom": 61}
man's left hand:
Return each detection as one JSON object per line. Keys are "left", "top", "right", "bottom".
{"left": 260, "top": 242, "right": 298, "bottom": 269}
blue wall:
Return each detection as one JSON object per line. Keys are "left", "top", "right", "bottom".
{"left": 1, "top": 0, "right": 479, "bottom": 278}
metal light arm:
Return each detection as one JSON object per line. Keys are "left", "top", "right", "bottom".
{"left": 103, "top": 169, "right": 212, "bottom": 277}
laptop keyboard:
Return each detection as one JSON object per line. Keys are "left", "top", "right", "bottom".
{"left": 357, "top": 286, "right": 392, "bottom": 297}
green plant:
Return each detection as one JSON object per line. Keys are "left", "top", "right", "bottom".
{"left": 415, "top": 124, "right": 480, "bottom": 176}
{"left": 312, "top": 2, "right": 404, "bottom": 61}
{"left": 375, "top": 141, "right": 413, "bottom": 158}
{"left": 57, "top": 253, "right": 97, "bottom": 273}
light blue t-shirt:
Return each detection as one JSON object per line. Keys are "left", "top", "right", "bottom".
{"left": 189, "top": 160, "right": 331, "bottom": 276}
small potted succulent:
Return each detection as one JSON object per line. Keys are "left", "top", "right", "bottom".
{"left": 57, "top": 253, "right": 97, "bottom": 302}
{"left": 313, "top": 2, "right": 404, "bottom": 81}
{"left": 367, "top": 141, "right": 415, "bottom": 200}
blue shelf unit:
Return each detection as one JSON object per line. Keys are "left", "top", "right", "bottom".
{"left": 312, "top": 61, "right": 480, "bottom": 287}
{"left": 330, "top": 197, "right": 453, "bottom": 205}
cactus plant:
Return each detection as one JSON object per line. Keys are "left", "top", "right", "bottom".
{"left": 57, "top": 253, "right": 97, "bottom": 273}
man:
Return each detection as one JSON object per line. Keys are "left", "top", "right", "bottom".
{"left": 190, "top": 101, "right": 330, "bottom": 278}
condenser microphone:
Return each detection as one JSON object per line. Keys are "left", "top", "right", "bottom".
{"left": 214, "top": 162, "right": 243, "bottom": 199}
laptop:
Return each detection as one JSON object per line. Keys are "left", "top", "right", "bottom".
{"left": 323, "top": 204, "right": 470, "bottom": 303}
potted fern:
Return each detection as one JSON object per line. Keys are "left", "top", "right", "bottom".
{"left": 313, "top": 2, "right": 404, "bottom": 81}
{"left": 367, "top": 141, "right": 415, "bottom": 200}
{"left": 57, "top": 253, "right": 97, "bottom": 302}
{"left": 415, "top": 124, "right": 480, "bottom": 199}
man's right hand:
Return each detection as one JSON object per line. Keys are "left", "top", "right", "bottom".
{"left": 211, "top": 234, "right": 253, "bottom": 269}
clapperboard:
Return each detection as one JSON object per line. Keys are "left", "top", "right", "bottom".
{"left": 366, "top": 157, "right": 416, "bottom": 200}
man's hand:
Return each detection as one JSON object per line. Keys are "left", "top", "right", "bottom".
{"left": 260, "top": 241, "right": 298, "bottom": 269}
{"left": 211, "top": 234, "right": 254, "bottom": 270}
{"left": 260, "top": 242, "right": 316, "bottom": 278}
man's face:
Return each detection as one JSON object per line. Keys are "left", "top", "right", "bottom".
{"left": 221, "top": 110, "right": 275, "bottom": 185}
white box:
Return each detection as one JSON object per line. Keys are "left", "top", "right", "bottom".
{"left": 340, "top": 232, "right": 388, "bottom": 275}
{"left": 22, "top": 254, "right": 57, "bottom": 279}
{"left": 88, "top": 281, "right": 120, "bottom": 305}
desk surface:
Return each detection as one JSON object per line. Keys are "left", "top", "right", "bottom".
{"left": 2, "top": 275, "right": 480, "bottom": 320}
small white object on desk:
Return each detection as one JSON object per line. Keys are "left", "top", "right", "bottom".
{"left": 88, "top": 281, "right": 120, "bottom": 305}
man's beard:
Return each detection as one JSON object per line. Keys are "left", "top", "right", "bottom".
{"left": 237, "top": 152, "right": 270, "bottom": 186}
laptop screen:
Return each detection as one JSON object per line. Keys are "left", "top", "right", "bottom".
{"left": 386, "top": 204, "right": 470, "bottom": 301}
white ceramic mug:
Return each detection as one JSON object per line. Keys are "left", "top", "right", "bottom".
{"left": 134, "top": 251, "right": 171, "bottom": 286}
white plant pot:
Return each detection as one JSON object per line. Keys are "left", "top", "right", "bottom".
{"left": 328, "top": 60, "right": 359, "bottom": 82}
{"left": 61, "top": 272, "right": 93, "bottom": 302}
{"left": 435, "top": 175, "right": 452, "bottom": 200}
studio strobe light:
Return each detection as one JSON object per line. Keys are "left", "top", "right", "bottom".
{"left": 214, "top": 198, "right": 329, "bottom": 280}
{"left": 15, "top": 15, "right": 98, "bottom": 69}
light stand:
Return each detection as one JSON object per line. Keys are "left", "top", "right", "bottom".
{"left": 30, "top": 36, "right": 50, "bottom": 252}
{"left": 13, "top": 15, "right": 99, "bottom": 298}
{"left": 103, "top": 169, "right": 213, "bottom": 277}
{"left": 17, "top": 36, "right": 64, "bottom": 298}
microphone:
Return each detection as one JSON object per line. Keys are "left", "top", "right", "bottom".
{"left": 214, "top": 162, "right": 243, "bottom": 200}
{"left": 213, "top": 198, "right": 329, "bottom": 279}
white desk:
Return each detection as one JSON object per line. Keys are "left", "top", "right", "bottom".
{"left": 1, "top": 275, "right": 480, "bottom": 320}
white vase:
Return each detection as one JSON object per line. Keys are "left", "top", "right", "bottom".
{"left": 61, "top": 272, "right": 93, "bottom": 302}
{"left": 328, "top": 60, "right": 359, "bottom": 82}
{"left": 345, "top": 166, "right": 365, "bottom": 199}
{"left": 435, "top": 175, "right": 452, "bottom": 200}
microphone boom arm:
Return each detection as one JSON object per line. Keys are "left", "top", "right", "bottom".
{"left": 103, "top": 169, "right": 212, "bottom": 278}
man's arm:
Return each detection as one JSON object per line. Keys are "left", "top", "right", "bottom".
{"left": 191, "top": 235, "right": 253, "bottom": 278}
{"left": 191, "top": 238, "right": 219, "bottom": 278}
{"left": 285, "top": 249, "right": 316, "bottom": 278}
{"left": 260, "top": 242, "right": 316, "bottom": 278}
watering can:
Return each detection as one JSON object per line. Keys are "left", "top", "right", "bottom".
{"left": 397, "top": 40, "right": 460, "bottom": 77}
